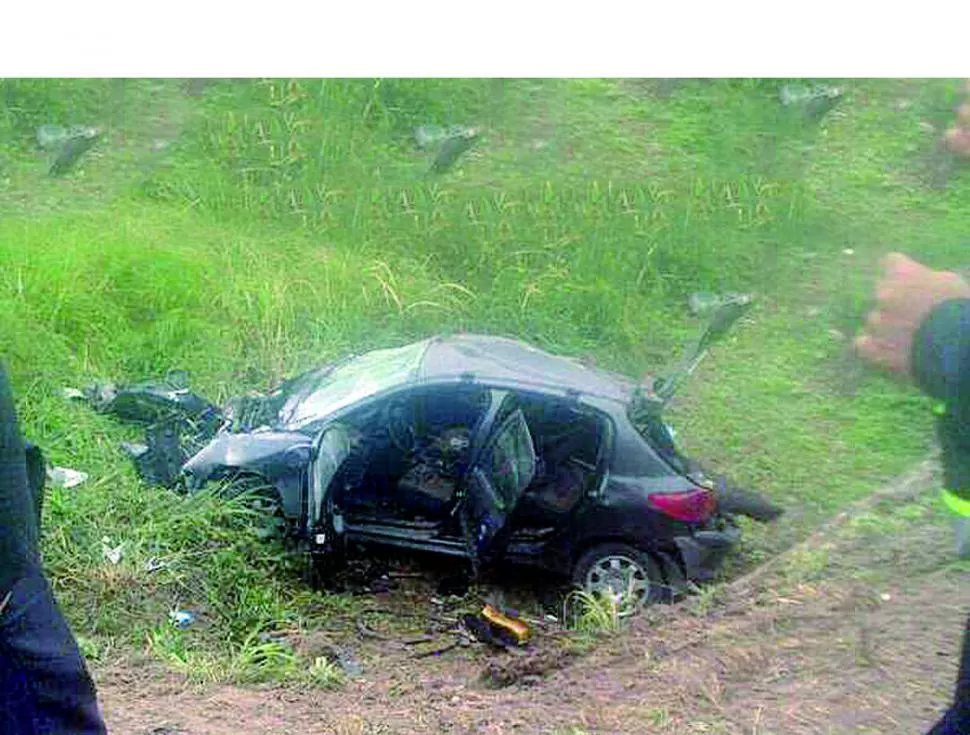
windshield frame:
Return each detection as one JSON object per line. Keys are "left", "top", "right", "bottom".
{"left": 277, "top": 340, "right": 429, "bottom": 429}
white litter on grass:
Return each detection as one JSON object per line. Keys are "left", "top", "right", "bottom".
{"left": 59, "top": 387, "right": 86, "bottom": 401}
{"left": 169, "top": 610, "right": 195, "bottom": 628}
{"left": 879, "top": 592, "right": 892, "bottom": 602}
{"left": 842, "top": 248, "right": 855, "bottom": 256}
{"left": 101, "top": 536, "right": 124, "bottom": 565}
{"left": 47, "top": 467, "right": 89, "bottom": 488}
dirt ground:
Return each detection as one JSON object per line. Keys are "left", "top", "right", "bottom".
{"left": 95, "top": 464, "right": 970, "bottom": 735}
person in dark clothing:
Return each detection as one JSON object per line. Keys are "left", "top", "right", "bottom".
{"left": 856, "top": 252, "right": 970, "bottom": 734}
{"left": 0, "top": 363, "right": 106, "bottom": 734}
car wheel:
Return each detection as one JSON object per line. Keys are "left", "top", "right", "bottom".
{"left": 572, "top": 542, "right": 665, "bottom": 610}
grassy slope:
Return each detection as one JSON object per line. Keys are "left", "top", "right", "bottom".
{"left": 0, "top": 78, "right": 968, "bottom": 681}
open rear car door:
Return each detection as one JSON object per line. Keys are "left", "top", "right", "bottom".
{"left": 459, "top": 406, "right": 537, "bottom": 572}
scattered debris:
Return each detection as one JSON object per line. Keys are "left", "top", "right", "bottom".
{"left": 45, "top": 126, "right": 103, "bottom": 177}
{"left": 413, "top": 125, "right": 480, "bottom": 173}
{"left": 169, "top": 610, "right": 195, "bottom": 629}
{"left": 101, "top": 536, "right": 124, "bottom": 565}
{"left": 47, "top": 466, "right": 89, "bottom": 489}
{"left": 779, "top": 84, "right": 844, "bottom": 120}
{"left": 879, "top": 592, "right": 892, "bottom": 602}
{"left": 183, "top": 79, "right": 211, "bottom": 97}
{"left": 842, "top": 248, "right": 855, "bottom": 256}
{"left": 413, "top": 124, "right": 473, "bottom": 150}
{"left": 78, "top": 372, "right": 222, "bottom": 486}
{"left": 36, "top": 124, "right": 80, "bottom": 151}
{"left": 145, "top": 557, "right": 168, "bottom": 573}
{"left": 331, "top": 649, "right": 362, "bottom": 676}
{"left": 289, "top": 631, "right": 362, "bottom": 674}
{"left": 60, "top": 387, "right": 86, "bottom": 401}
{"left": 82, "top": 371, "right": 219, "bottom": 427}
{"left": 461, "top": 605, "right": 531, "bottom": 649}
{"left": 687, "top": 291, "right": 749, "bottom": 317}
{"left": 943, "top": 103, "right": 970, "bottom": 161}
{"left": 480, "top": 645, "right": 575, "bottom": 688}
{"left": 481, "top": 604, "right": 531, "bottom": 644}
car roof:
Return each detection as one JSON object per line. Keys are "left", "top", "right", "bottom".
{"left": 418, "top": 334, "right": 637, "bottom": 405}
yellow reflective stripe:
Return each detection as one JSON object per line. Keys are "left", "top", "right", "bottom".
{"left": 942, "top": 489, "right": 970, "bottom": 517}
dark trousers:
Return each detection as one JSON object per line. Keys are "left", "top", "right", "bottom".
{"left": 927, "top": 614, "right": 970, "bottom": 735}
{"left": 0, "top": 570, "right": 106, "bottom": 734}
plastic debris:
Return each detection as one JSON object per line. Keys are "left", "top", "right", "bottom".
{"left": 36, "top": 125, "right": 72, "bottom": 151}
{"left": 169, "top": 610, "right": 195, "bottom": 628}
{"left": 101, "top": 536, "right": 124, "bottom": 565}
{"left": 47, "top": 126, "right": 102, "bottom": 176}
{"left": 413, "top": 124, "right": 474, "bottom": 150}
{"left": 144, "top": 557, "right": 168, "bottom": 573}
{"left": 47, "top": 466, "right": 89, "bottom": 489}
{"left": 332, "top": 649, "right": 362, "bottom": 676}
{"left": 779, "top": 84, "right": 844, "bottom": 120}
{"left": 430, "top": 127, "right": 479, "bottom": 173}
{"left": 60, "top": 387, "right": 86, "bottom": 401}
{"left": 688, "top": 292, "right": 748, "bottom": 317}
{"left": 414, "top": 125, "right": 446, "bottom": 150}
{"left": 462, "top": 604, "right": 531, "bottom": 648}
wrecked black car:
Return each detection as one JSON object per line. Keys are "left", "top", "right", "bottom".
{"left": 82, "top": 296, "right": 781, "bottom": 606}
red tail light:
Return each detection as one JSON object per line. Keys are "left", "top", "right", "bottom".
{"left": 648, "top": 488, "right": 717, "bottom": 523}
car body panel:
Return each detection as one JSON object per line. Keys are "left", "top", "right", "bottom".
{"left": 181, "top": 431, "right": 312, "bottom": 519}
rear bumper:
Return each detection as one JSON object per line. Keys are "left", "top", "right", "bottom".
{"left": 674, "top": 519, "right": 741, "bottom": 582}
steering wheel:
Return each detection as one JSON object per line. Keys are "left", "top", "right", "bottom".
{"left": 383, "top": 396, "right": 417, "bottom": 452}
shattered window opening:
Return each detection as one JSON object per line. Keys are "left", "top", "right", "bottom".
{"left": 280, "top": 341, "right": 428, "bottom": 429}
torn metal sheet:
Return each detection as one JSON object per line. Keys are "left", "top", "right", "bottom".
{"left": 47, "top": 467, "right": 89, "bottom": 489}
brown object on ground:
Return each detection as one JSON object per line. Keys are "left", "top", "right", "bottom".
{"left": 944, "top": 126, "right": 970, "bottom": 158}
{"left": 957, "top": 103, "right": 970, "bottom": 127}
{"left": 941, "top": 100, "right": 970, "bottom": 159}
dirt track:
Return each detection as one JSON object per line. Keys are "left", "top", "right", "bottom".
{"left": 96, "top": 464, "right": 970, "bottom": 735}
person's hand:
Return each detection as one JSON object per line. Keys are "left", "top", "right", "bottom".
{"left": 855, "top": 252, "right": 970, "bottom": 377}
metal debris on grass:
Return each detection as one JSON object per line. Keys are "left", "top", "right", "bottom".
{"left": 414, "top": 124, "right": 480, "bottom": 173}
{"left": 47, "top": 466, "right": 89, "bottom": 489}
{"left": 779, "top": 84, "right": 844, "bottom": 120}
{"left": 169, "top": 610, "right": 195, "bottom": 628}
{"left": 39, "top": 125, "right": 103, "bottom": 177}
{"left": 687, "top": 292, "right": 750, "bottom": 317}
{"left": 101, "top": 536, "right": 124, "bottom": 565}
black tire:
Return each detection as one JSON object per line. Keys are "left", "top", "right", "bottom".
{"left": 572, "top": 542, "right": 665, "bottom": 608}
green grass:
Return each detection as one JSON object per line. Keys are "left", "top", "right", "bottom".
{"left": 564, "top": 589, "right": 625, "bottom": 634}
{"left": 2, "top": 77, "right": 968, "bottom": 682}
